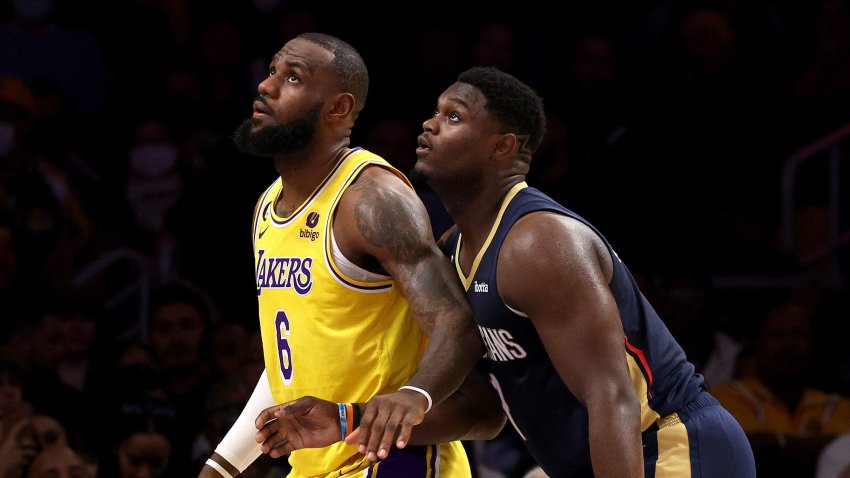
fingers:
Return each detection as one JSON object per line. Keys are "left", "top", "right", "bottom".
{"left": 255, "top": 405, "right": 280, "bottom": 430}
{"left": 254, "top": 397, "right": 308, "bottom": 437}
{"left": 356, "top": 392, "right": 425, "bottom": 461}
{"left": 255, "top": 418, "right": 296, "bottom": 458}
{"left": 344, "top": 427, "right": 360, "bottom": 446}
{"left": 365, "top": 405, "right": 400, "bottom": 460}
{"left": 259, "top": 396, "right": 344, "bottom": 453}
{"left": 256, "top": 403, "right": 293, "bottom": 457}
{"left": 268, "top": 437, "right": 292, "bottom": 459}
{"left": 395, "top": 420, "right": 414, "bottom": 449}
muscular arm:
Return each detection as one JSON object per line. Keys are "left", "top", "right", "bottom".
{"left": 498, "top": 212, "right": 642, "bottom": 478}
{"left": 333, "top": 167, "right": 483, "bottom": 457}
{"left": 405, "top": 364, "right": 505, "bottom": 444}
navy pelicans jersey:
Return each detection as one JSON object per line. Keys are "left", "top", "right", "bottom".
{"left": 442, "top": 182, "right": 706, "bottom": 477}
{"left": 253, "top": 148, "right": 470, "bottom": 478}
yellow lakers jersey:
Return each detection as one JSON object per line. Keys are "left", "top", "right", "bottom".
{"left": 252, "top": 148, "right": 470, "bottom": 477}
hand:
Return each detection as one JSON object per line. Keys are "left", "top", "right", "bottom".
{"left": 344, "top": 389, "right": 427, "bottom": 461}
{"left": 254, "top": 397, "right": 342, "bottom": 459}
{"left": 0, "top": 419, "right": 38, "bottom": 478}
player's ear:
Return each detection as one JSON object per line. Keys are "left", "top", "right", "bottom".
{"left": 493, "top": 133, "right": 518, "bottom": 158}
{"left": 328, "top": 92, "right": 356, "bottom": 120}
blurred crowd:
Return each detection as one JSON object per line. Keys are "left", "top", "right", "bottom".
{"left": 0, "top": 0, "right": 849, "bottom": 476}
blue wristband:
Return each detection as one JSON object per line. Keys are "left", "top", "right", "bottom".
{"left": 338, "top": 402, "right": 347, "bottom": 441}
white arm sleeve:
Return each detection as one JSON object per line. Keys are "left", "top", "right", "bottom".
{"left": 214, "top": 369, "right": 276, "bottom": 472}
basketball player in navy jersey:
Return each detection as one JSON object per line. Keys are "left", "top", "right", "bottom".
{"left": 197, "top": 34, "right": 498, "bottom": 478}
{"left": 256, "top": 66, "right": 756, "bottom": 477}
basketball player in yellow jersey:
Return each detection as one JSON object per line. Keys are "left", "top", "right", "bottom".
{"left": 198, "top": 33, "right": 501, "bottom": 478}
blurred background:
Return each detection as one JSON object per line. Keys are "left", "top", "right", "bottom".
{"left": 0, "top": 0, "right": 848, "bottom": 477}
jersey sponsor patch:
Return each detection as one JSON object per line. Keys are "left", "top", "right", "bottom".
{"left": 306, "top": 211, "right": 320, "bottom": 227}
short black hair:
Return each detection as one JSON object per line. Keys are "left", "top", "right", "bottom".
{"left": 298, "top": 32, "right": 369, "bottom": 115}
{"left": 456, "top": 66, "right": 546, "bottom": 154}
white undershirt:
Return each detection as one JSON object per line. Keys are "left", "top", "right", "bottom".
{"left": 330, "top": 225, "right": 389, "bottom": 282}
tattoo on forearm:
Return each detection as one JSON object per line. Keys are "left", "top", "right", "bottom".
{"left": 405, "top": 263, "right": 448, "bottom": 324}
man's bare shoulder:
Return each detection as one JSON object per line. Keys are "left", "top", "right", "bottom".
{"left": 349, "top": 163, "right": 413, "bottom": 193}
{"left": 501, "top": 211, "right": 612, "bottom": 287}
{"left": 335, "top": 163, "right": 433, "bottom": 264}
{"left": 506, "top": 211, "right": 598, "bottom": 254}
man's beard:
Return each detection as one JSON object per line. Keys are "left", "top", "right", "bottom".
{"left": 407, "top": 166, "right": 428, "bottom": 186}
{"left": 232, "top": 103, "right": 322, "bottom": 158}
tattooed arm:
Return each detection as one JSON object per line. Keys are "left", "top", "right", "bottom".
{"left": 333, "top": 165, "right": 484, "bottom": 460}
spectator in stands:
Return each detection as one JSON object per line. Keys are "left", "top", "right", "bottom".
{"left": 711, "top": 300, "right": 850, "bottom": 477}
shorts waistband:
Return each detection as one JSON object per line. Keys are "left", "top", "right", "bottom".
{"left": 680, "top": 390, "right": 720, "bottom": 415}
{"left": 645, "top": 391, "right": 720, "bottom": 433}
